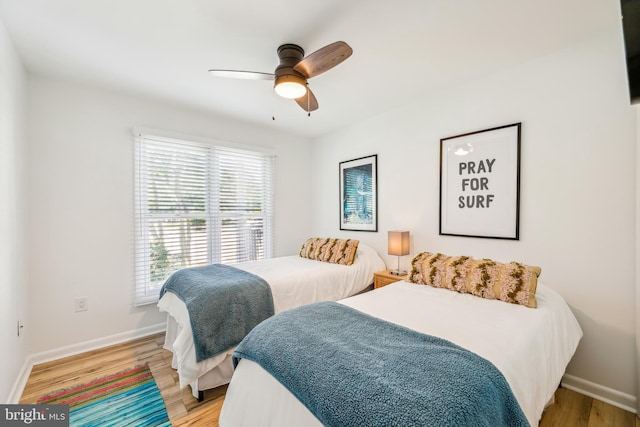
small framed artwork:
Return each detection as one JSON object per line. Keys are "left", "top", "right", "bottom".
{"left": 340, "top": 154, "right": 378, "bottom": 232}
{"left": 439, "top": 123, "right": 521, "bottom": 240}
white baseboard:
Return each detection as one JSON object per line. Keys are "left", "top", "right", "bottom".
{"left": 28, "top": 323, "right": 166, "bottom": 366}
{"left": 562, "top": 373, "right": 637, "bottom": 414}
{"left": 8, "top": 359, "right": 34, "bottom": 404}
{"left": 8, "top": 323, "right": 166, "bottom": 404}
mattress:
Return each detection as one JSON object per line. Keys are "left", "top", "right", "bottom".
{"left": 158, "top": 242, "right": 386, "bottom": 394}
{"left": 220, "top": 281, "right": 583, "bottom": 426}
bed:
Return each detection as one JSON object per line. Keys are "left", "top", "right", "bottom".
{"left": 158, "top": 240, "right": 385, "bottom": 399}
{"left": 219, "top": 253, "right": 583, "bottom": 427}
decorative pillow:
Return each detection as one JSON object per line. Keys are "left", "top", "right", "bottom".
{"left": 409, "top": 251, "right": 541, "bottom": 308}
{"left": 299, "top": 238, "right": 360, "bottom": 266}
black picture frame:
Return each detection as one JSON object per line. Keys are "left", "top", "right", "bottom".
{"left": 439, "top": 123, "right": 521, "bottom": 240}
{"left": 339, "top": 155, "right": 378, "bottom": 232}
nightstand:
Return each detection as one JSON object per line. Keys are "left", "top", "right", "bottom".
{"left": 373, "top": 269, "right": 408, "bottom": 289}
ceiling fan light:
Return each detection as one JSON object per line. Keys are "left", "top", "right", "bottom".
{"left": 274, "top": 75, "right": 307, "bottom": 99}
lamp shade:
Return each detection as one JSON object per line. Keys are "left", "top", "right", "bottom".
{"left": 388, "top": 231, "right": 410, "bottom": 256}
{"left": 274, "top": 74, "right": 307, "bottom": 99}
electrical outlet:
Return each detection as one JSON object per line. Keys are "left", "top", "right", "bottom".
{"left": 75, "top": 297, "right": 88, "bottom": 312}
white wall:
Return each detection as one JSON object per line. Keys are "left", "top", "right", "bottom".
{"left": 312, "top": 22, "right": 637, "bottom": 403}
{"left": 26, "top": 77, "right": 313, "bottom": 356}
{"left": 0, "top": 18, "right": 28, "bottom": 402}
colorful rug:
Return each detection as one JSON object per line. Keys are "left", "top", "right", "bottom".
{"left": 37, "top": 363, "right": 171, "bottom": 426}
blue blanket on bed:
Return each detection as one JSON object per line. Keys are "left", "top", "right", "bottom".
{"left": 233, "top": 301, "right": 529, "bottom": 427}
{"left": 160, "top": 264, "right": 273, "bottom": 362}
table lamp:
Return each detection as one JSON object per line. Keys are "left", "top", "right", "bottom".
{"left": 388, "top": 230, "right": 410, "bottom": 276}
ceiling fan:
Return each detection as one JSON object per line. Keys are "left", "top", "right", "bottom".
{"left": 208, "top": 41, "right": 353, "bottom": 113}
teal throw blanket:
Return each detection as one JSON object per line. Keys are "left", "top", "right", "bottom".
{"left": 161, "top": 264, "right": 274, "bottom": 362}
{"left": 233, "top": 301, "right": 529, "bottom": 427}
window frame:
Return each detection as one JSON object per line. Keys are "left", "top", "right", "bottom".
{"left": 133, "top": 131, "right": 274, "bottom": 306}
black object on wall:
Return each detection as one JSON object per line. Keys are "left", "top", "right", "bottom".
{"left": 621, "top": 0, "right": 640, "bottom": 104}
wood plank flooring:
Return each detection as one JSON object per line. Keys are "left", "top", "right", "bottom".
{"left": 20, "top": 333, "right": 639, "bottom": 427}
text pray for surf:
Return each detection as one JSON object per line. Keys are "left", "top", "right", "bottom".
{"left": 458, "top": 159, "right": 495, "bottom": 209}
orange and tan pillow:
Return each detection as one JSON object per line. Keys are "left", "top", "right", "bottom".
{"left": 299, "top": 238, "right": 359, "bottom": 266}
{"left": 409, "top": 251, "right": 541, "bottom": 308}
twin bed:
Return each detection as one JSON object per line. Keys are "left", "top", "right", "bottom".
{"left": 158, "top": 239, "right": 385, "bottom": 398}
{"left": 219, "top": 250, "right": 583, "bottom": 426}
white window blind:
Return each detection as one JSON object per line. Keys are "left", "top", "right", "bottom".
{"left": 134, "top": 134, "right": 274, "bottom": 305}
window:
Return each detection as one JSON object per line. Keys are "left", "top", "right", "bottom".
{"left": 134, "top": 133, "right": 274, "bottom": 305}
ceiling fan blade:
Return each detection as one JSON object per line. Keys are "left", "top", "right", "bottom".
{"left": 295, "top": 88, "right": 319, "bottom": 112}
{"left": 293, "top": 41, "right": 353, "bottom": 79}
{"left": 208, "top": 69, "right": 274, "bottom": 80}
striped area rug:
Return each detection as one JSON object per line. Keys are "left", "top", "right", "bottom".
{"left": 37, "top": 363, "right": 171, "bottom": 426}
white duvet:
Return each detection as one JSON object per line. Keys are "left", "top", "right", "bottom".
{"left": 158, "top": 243, "right": 385, "bottom": 391}
{"left": 220, "top": 281, "right": 583, "bottom": 427}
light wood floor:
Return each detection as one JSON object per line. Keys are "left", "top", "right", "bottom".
{"left": 20, "top": 333, "right": 639, "bottom": 427}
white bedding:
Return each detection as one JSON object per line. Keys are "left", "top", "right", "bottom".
{"left": 220, "top": 281, "right": 582, "bottom": 427}
{"left": 158, "top": 243, "right": 385, "bottom": 394}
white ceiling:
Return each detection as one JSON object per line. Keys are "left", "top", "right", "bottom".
{"left": 0, "top": 0, "right": 617, "bottom": 139}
